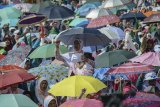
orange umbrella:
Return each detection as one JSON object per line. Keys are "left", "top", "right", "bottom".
{"left": 0, "top": 71, "right": 36, "bottom": 89}
{"left": 143, "top": 11, "right": 159, "bottom": 17}
{"left": 0, "top": 65, "right": 26, "bottom": 72}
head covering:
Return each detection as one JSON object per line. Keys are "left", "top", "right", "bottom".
{"left": 44, "top": 95, "right": 57, "bottom": 107}
{"left": 35, "top": 77, "right": 48, "bottom": 105}
{"left": 144, "top": 72, "right": 159, "bottom": 81}
{"left": 13, "top": 30, "right": 20, "bottom": 35}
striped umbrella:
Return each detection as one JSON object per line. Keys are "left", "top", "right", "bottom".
{"left": 108, "top": 62, "right": 154, "bottom": 75}
{"left": 87, "top": 15, "right": 120, "bottom": 28}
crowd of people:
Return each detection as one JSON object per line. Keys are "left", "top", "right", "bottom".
{"left": 0, "top": 0, "right": 160, "bottom": 107}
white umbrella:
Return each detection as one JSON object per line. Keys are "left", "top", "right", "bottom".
{"left": 86, "top": 8, "right": 113, "bottom": 19}
{"left": 14, "top": 3, "right": 33, "bottom": 12}
{"left": 102, "top": 0, "right": 132, "bottom": 8}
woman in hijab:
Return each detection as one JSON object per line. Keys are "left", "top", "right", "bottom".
{"left": 44, "top": 95, "right": 58, "bottom": 107}
{"left": 35, "top": 77, "right": 48, "bottom": 106}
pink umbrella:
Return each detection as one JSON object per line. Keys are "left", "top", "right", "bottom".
{"left": 60, "top": 99, "right": 103, "bottom": 107}
{"left": 108, "top": 62, "right": 154, "bottom": 74}
{"left": 87, "top": 15, "right": 120, "bottom": 28}
{"left": 130, "top": 52, "right": 160, "bottom": 66}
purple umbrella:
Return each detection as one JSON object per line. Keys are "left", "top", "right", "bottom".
{"left": 18, "top": 13, "right": 47, "bottom": 27}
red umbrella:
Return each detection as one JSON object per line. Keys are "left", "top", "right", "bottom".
{"left": 143, "top": 13, "right": 160, "bottom": 23}
{"left": 0, "top": 65, "right": 26, "bottom": 72}
{"left": 87, "top": 15, "right": 120, "bottom": 28}
{"left": 108, "top": 62, "right": 154, "bottom": 74}
{"left": 0, "top": 71, "right": 36, "bottom": 89}
{"left": 0, "top": 55, "right": 5, "bottom": 61}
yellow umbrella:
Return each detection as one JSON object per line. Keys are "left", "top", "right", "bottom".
{"left": 48, "top": 76, "right": 106, "bottom": 97}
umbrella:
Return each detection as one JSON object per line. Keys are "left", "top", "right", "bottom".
{"left": 105, "top": 26, "right": 125, "bottom": 40}
{"left": 0, "top": 71, "right": 35, "bottom": 89}
{"left": 0, "top": 55, "right": 5, "bottom": 61}
{"left": 0, "top": 94, "right": 38, "bottom": 107}
{"left": 18, "top": 13, "right": 47, "bottom": 27}
{"left": 28, "top": 64, "right": 68, "bottom": 87}
{"left": 48, "top": 75, "right": 106, "bottom": 97}
{"left": 0, "top": 65, "right": 26, "bottom": 73}
{"left": 87, "top": 15, "right": 120, "bottom": 28}
{"left": 69, "top": 18, "right": 89, "bottom": 27}
{"left": 0, "top": 4, "right": 15, "bottom": 9}
{"left": 102, "top": 0, "right": 136, "bottom": 14}
{"left": 130, "top": 52, "right": 160, "bottom": 66}
{"left": 143, "top": 13, "right": 160, "bottom": 24}
{"left": 113, "top": 50, "right": 137, "bottom": 59}
{"left": 123, "top": 92, "right": 160, "bottom": 107}
{"left": 39, "top": 5, "right": 74, "bottom": 20}
{"left": 14, "top": 3, "right": 33, "bottom": 12}
{"left": 0, "top": 7, "right": 22, "bottom": 27}
{"left": 108, "top": 62, "right": 154, "bottom": 75}
{"left": 120, "top": 12, "right": 146, "bottom": 20}
{"left": 95, "top": 50, "right": 130, "bottom": 68}
{"left": 76, "top": 2, "right": 101, "bottom": 16}
{"left": 86, "top": 8, "right": 113, "bottom": 19}
{"left": 28, "top": 44, "right": 68, "bottom": 59}
{"left": 143, "top": 11, "right": 159, "bottom": 17}
{"left": 0, "top": 46, "right": 31, "bottom": 66}
{"left": 55, "top": 27, "right": 111, "bottom": 46}
{"left": 60, "top": 99, "right": 103, "bottom": 107}
{"left": 29, "top": 1, "right": 51, "bottom": 13}
{"left": 85, "top": 0, "right": 103, "bottom": 3}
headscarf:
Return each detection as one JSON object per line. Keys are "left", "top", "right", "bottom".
{"left": 44, "top": 95, "right": 57, "bottom": 107}
{"left": 35, "top": 77, "right": 48, "bottom": 105}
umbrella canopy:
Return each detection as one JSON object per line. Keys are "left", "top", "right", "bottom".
{"left": 0, "top": 55, "right": 5, "bottom": 61}
{"left": 120, "top": 12, "right": 146, "bottom": 20}
{"left": 28, "top": 64, "right": 68, "bottom": 87}
{"left": 106, "top": 26, "right": 125, "bottom": 40}
{"left": 113, "top": 50, "right": 137, "bottom": 59}
{"left": 87, "top": 15, "right": 120, "bottom": 28}
{"left": 69, "top": 18, "right": 89, "bottom": 27}
{"left": 48, "top": 75, "right": 106, "bottom": 97}
{"left": 130, "top": 52, "right": 160, "bottom": 66}
{"left": 0, "top": 65, "right": 25, "bottom": 73}
{"left": 39, "top": 5, "right": 74, "bottom": 20}
{"left": 143, "top": 11, "right": 159, "bottom": 17}
{"left": 85, "top": 0, "right": 103, "bottom": 3}
{"left": 0, "top": 46, "right": 31, "bottom": 66}
{"left": 102, "top": 0, "right": 135, "bottom": 14}
{"left": 29, "top": 1, "right": 51, "bottom": 13}
{"left": 60, "top": 99, "right": 103, "bottom": 107}
{"left": 0, "top": 7, "right": 22, "bottom": 27}
{"left": 143, "top": 13, "right": 160, "bottom": 24}
{"left": 86, "top": 8, "right": 113, "bottom": 19}
{"left": 95, "top": 50, "right": 130, "bottom": 68}
{"left": 108, "top": 62, "right": 154, "bottom": 75}
{"left": 0, "top": 71, "right": 35, "bottom": 89}
{"left": 0, "top": 4, "right": 15, "bottom": 9}
{"left": 18, "top": 13, "right": 47, "bottom": 27}
{"left": 0, "top": 94, "right": 38, "bottom": 107}
{"left": 28, "top": 44, "right": 68, "bottom": 59}
{"left": 55, "top": 27, "right": 111, "bottom": 46}
{"left": 14, "top": 3, "right": 33, "bottom": 12}
{"left": 76, "top": 2, "right": 101, "bottom": 16}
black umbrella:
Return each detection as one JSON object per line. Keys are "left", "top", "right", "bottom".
{"left": 39, "top": 5, "right": 74, "bottom": 20}
{"left": 120, "top": 12, "right": 146, "bottom": 20}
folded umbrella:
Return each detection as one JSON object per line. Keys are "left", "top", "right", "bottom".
{"left": 0, "top": 94, "right": 38, "bottom": 107}
{"left": 0, "top": 71, "right": 35, "bottom": 89}
{"left": 55, "top": 27, "right": 111, "bottom": 46}
{"left": 48, "top": 75, "right": 106, "bottom": 97}
{"left": 87, "top": 15, "right": 120, "bottom": 28}
{"left": 60, "top": 99, "right": 103, "bottom": 107}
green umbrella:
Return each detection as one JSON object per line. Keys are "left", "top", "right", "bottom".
{"left": 0, "top": 7, "right": 22, "bottom": 27}
{"left": 0, "top": 94, "right": 38, "bottom": 107}
{"left": 113, "top": 50, "right": 137, "bottom": 59}
{"left": 95, "top": 50, "right": 128, "bottom": 68}
{"left": 30, "top": 1, "right": 51, "bottom": 13}
{"left": 28, "top": 44, "right": 68, "bottom": 59}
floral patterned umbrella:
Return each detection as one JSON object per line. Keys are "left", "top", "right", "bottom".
{"left": 28, "top": 64, "right": 69, "bottom": 87}
{"left": 0, "top": 46, "right": 31, "bottom": 66}
{"left": 87, "top": 15, "right": 120, "bottom": 28}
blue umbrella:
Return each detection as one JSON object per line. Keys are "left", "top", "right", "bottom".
{"left": 0, "top": 4, "right": 15, "bottom": 9}
{"left": 69, "top": 18, "right": 89, "bottom": 27}
{"left": 120, "top": 12, "right": 146, "bottom": 20}
{"left": 76, "top": 2, "right": 101, "bottom": 16}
